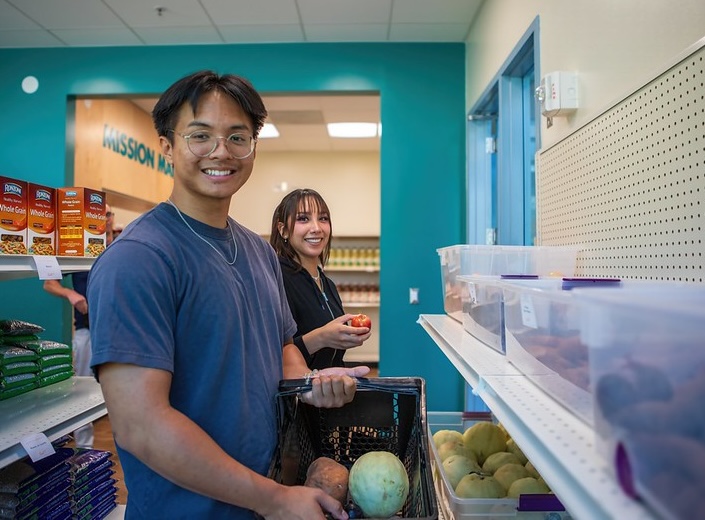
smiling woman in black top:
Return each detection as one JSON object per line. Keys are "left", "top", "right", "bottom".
{"left": 270, "top": 189, "right": 371, "bottom": 369}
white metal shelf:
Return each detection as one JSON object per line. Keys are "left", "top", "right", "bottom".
{"left": 418, "top": 314, "right": 656, "bottom": 520}
{"left": 0, "top": 377, "right": 107, "bottom": 468}
{"left": 325, "top": 265, "right": 379, "bottom": 273}
{"left": 342, "top": 301, "right": 380, "bottom": 308}
{"left": 0, "top": 255, "right": 93, "bottom": 281}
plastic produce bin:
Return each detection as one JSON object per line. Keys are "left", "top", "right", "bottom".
{"left": 576, "top": 284, "right": 705, "bottom": 520}
{"left": 502, "top": 278, "right": 618, "bottom": 424}
{"left": 438, "top": 245, "right": 580, "bottom": 324}
{"left": 438, "top": 245, "right": 495, "bottom": 322}
{"left": 427, "top": 412, "right": 566, "bottom": 519}
{"left": 265, "top": 377, "right": 437, "bottom": 519}
{"left": 458, "top": 275, "right": 507, "bottom": 353}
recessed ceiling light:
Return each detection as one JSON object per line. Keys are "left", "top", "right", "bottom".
{"left": 259, "top": 123, "right": 279, "bottom": 138}
{"left": 327, "top": 122, "right": 379, "bottom": 138}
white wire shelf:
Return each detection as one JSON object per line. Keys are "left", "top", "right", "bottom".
{"left": 418, "top": 314, "right": 656, "bottom": 520}
{"left": 0, "top": 376, "right": 107, "bottom": 468}
{"left": 0, "top": 255, "right": 93, "bottom": 281}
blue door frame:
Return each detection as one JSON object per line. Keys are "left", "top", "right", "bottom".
{"left": 467, "top": 17, "right": 541, "bottom": 246}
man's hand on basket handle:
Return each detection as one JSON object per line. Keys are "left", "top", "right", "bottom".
{"left": 300, "top": 366, "right": 370, "bottom": 408}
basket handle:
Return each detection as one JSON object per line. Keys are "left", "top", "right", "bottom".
{"left": 277, "top": 376, "right": 422, "bottom": 397}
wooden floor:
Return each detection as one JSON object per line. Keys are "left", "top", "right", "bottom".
{"left": 94, "top": 366, "right": 379, "bottom": 507}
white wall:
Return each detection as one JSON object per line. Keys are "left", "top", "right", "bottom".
{"left": 230, "top": 150, "right": 381, "bottom": 237}
{"left": 465, "top": 0, "right": 705, "bottom": 148}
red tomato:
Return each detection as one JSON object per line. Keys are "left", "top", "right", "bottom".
{"left": 350, "top": 313, "right": 372, "bottom": 329}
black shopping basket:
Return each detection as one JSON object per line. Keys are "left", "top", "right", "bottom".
{"left": 266, "top": 377, "right": 438, "bottom": 519}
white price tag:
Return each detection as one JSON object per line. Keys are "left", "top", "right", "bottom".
{"left": 520, "top": 293, "right": 538, "bottom": 329}
{"left": 469, "top": 283, "right": 477, "bottom": 304}
{"left": 20, "top": 432, "right": 56, "bottom": 462}
{"left": 32, "top": 255, "right": 63, "bottom": 280}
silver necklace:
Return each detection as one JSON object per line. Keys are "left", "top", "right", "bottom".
{"left": 167, "top": 199, "right": 238, "bottom": 265}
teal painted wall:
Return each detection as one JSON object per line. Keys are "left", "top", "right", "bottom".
{"left": 0, "top": 43, "right": 465, "bottom": 411}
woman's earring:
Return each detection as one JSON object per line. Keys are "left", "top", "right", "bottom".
{"left": 284, "top": 238, "right": 288, "bottom": 243}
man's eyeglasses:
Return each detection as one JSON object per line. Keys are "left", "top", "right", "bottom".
{"left": 171, "top": 129, "right": 255, "bottom": 159}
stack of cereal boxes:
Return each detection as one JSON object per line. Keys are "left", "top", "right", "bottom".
{"left": 56, "top": 187, "right": 108, "bottom": 257}
{"left": 0, "top": 175, "right": 107, "bottom": 258}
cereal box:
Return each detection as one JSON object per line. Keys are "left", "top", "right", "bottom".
{"left": 27, "top": 183, "right": 56, "bottom": 256}
{"left": 57, "top": 187, "right": 107, "bottom": 257}
{"left": 0, "top": 176, "right": 28, "bottom": 255}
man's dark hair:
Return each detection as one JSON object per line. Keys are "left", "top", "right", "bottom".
{"left": 152, "top": 70, "right": 268, "bottom": 140}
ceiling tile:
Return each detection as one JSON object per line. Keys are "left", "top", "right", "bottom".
{"left": 0, "top": 0, "right": 42, "bottom": 30}
{"left": 105, "top": 0, "right": 213, "bottom": 28}
{"left": 325, "top": 109, "right": 380, "bottom": 123}
{"left": 269, "top": 110, "right": 325, "bottom": 125}
{"left": 319, "top": 95, "right": 379, "bottom": 112}
{"left": 331, "top": 138, "right": 379, "bottom": 152}
{"left": 7, "top": 0, "right": 126, "bottom": 30}
{"left": 51, "top": 28, "right": 143, "bottom": 47}
{"left": 297, "top": 0, "right": 392, "bottom": 24}
{"left": 303, "top": 23, "right": 389, "bottom": 42}
{"left": 133, "top": 26, "right": 224, "bottom": 45}
{"left": 202, "top": 0, "right": 300, "bottom": 25}
{"left": 278, "top": 124, "right": 330, "bottom": 140}
{"left": 1, "top": 0, "right": 482, "bottom": 48}
{"left": 219, "top": 24, "right": 304, "bottom": 43}
{"left": 0, "top": 29, "right": 64, "bottom": 47}
{"left": 263, "top": 96, "right": 328, "bottom": 110}
{"left": 391, "top": 0, "right": 484, "bottom": 24}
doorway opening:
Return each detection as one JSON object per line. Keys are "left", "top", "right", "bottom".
{"left": 467, "top": 17, "right": 540, "bottom": 246}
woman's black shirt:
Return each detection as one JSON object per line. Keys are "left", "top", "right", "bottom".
{"left": 279, "top": 257, "right": 346, "bottom": 369}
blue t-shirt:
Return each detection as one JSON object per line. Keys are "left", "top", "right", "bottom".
{"left": 88, "top": 203, "right": 297, "bottom": 519}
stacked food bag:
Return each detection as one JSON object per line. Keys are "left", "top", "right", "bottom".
{"left": 0, "top": 319, "right": 73, "bottom": 400}
{"left": 66, "top": 449, "right": 118, "bottom": 519}
{"left": 0, "top": 344, "right": 39, "bottom": 401}
{"left": 0, "top": 447, "right": 117, "bottom": 520}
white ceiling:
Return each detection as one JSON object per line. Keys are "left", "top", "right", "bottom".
{"left": 0, "top": 0, "right": 483, "bottom": 47}
{"left": 3, "top": 0, "right": 483, "bottom": 152}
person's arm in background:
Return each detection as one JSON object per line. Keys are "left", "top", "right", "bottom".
{"left": 44, "top": 278, "right": 87, "bottom": 315}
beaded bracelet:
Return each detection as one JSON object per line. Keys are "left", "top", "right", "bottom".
{"left": 303, "top": 369, "right": 319, "bottom": 384}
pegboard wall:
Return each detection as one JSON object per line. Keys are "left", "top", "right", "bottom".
{"left": 536, "top": 41, "right": 704, "bottom": 282}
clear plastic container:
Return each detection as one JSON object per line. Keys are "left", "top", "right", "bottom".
{"left": 502, "top": 279, "right": 597, "bottom": 423}
{"left": 438, "top": 245, "right": 495, "bottom": 322}
{"left": 427, "top": 412, "right": 567, "bottom": 519}
{"left": 575, "top": 284, "right": 705, "bottom": 520}
{"left": 437, "top": 245, "right": 580, "bottom": 323}
{"left": 457, "top": 275, "right": 507, "bottom": 353}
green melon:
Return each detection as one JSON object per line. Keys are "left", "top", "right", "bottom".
{"left": 349, "top": 451, "right": 410, "bottom": 518}
{"left": 463, "top": 422, "right": 507, "bottom": 465}
{"left": 432, "top": 429, "right": 464, "bottom": 449}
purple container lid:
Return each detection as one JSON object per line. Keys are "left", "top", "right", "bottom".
{"left": 615, "top": 442, "right": 638, "bottom": 499}
{"left": 517, "top": 493, "right": 565, "bottom": 511}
